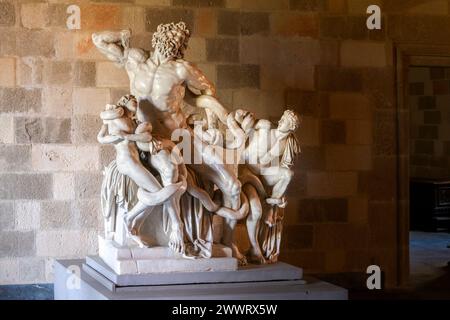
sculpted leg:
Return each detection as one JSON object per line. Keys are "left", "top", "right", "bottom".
{"left": 221, "top": 179, "right": 247, "bottom": 264}
{"left": 205, "top": 172, "right": 246, "bottom": 263}
{"left": 221, "top": 188, "right": 247, "bottom": 265}
{"left": 166, "top": 193, "right": 185, "bottom": 254}
{"left": 127, "top": 206, "right": 155, "bottom": 234}
{"left": 193, "top": 145, "right": 242, "bottom": 210}
{"left": 191, "top": 141, "right": 248, "bottom": 262}
{"left": 150, "top": 149, "right": 179, "bottom": 186}
{"left": 119, "top": 161, "right": 162, "bottom": 193}
{"left": 123, "top": 200, "right": 153, "bottom": 248}
{"left": 150, "top": 149, "right": 186, "bottom": 254}
{"left": 243, "top": 184, "right": 266, "bottom": 264}
{"left": 270, "top": 168, "right": 293, "bottom": 200}
{"left": 261, "top": 167, "right": 293, "bottom": 207}
{"left": 124, "top": 182, "right": 183, "bottom": 247}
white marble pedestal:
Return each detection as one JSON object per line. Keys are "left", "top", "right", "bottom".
{"left": 53, "top": 259, "right": 348, "bottom": 300}
{"left": 98, "top": 236, "right": 237, "bottom": 275}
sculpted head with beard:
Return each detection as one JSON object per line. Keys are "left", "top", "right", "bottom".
{"left": 152, "top": 21, "right": 190, "bottom": 60}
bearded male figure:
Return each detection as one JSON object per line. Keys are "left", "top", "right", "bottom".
{"left": 92, "top": 22, "right": 246, "bottom": 261}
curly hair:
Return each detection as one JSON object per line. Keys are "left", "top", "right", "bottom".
{"left": 151, "top": 21, "right": 190, "bottom": 59}
{"left": 116, "top": 94, "right": 137, "bottom": 112}
{"left": 281, "top": 110, "right": 301, "bottom": 131}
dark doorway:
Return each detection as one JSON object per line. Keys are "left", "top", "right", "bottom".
{"left": 407, "top": 65, "right": 450, "bottom": 296}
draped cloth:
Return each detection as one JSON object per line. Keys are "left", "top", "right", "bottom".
{"left": 181, "top": 166, "right": 214, "bottom": 258}
{"left": 260, "top": 132, "right": 297, "bottom": 260}
{"left": 100, "top": 160, "right": 214, "bottom": 257}
{"left": 260, "top": 207, "right": 284, "bottom": 263}
{"left": 101, "top": 160, "right": 138, "bottom": 238}
{"left": 280, "top": 133, "right": 301, "bottom": 168}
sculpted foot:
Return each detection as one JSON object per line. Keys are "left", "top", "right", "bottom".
{"left": 169, "top": 225, "right": 185, "bottom": 255}
{"left": 231, "top": 243, "right": 247, "bottom": 266}
{"left": 248, "top": 249, "right": 267, "bottom": 265}
{"left": 123, "top": 215, "right": 136, "bottom": 234}
{"left": 123, "top": 215, "right": 148, "bottom": 248}
{"left": 248, "top": 254, "right": 267, "bottom": 265}
{"left": 264, "top": 207, "right": 276, "bottom": 227}
{"left": 266, "top": 254, "right": 278, "bottom": 264}
{"left": 266, "top": 197, "right": 287, "bottom": 209}
{"left": 130, "top": 234, "right": 148, "bottom": 248}
{"left": 128, "top": 228, "right": 149, "bottom": 248}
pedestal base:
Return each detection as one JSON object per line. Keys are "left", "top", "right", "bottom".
{"left": 85, "top": 255, "right": 303, "bottom": 287}
{"left": 98, "top": 236, "right": 237, "bottom": 274}
{"left": 54, "top": 259, "right": 348, "bottom": 300}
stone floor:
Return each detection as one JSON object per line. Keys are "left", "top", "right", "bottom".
{"left": 349, "top": 231, "right": 450, "bottom": 299}
{"left": 410, "top": 231, "right": 450, "bottom": 288}
{"left": 405, "top": 231, "right": 450, "bottom": 299}
{"left": 0, "top": 284, "right": 53, "bottom": 300}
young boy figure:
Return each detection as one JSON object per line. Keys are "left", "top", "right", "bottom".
{"left": 98, "top": 95, "right": 187, "bottom": 253}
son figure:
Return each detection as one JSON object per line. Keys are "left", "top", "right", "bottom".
{"left": 98, "top": 95, "right": 187, "bottom": 253}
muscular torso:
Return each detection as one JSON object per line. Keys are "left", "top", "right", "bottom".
{"left": 125, "top": 53, "right": 188, "bottom": 137}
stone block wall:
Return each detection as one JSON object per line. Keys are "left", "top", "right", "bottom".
{"left": 0, "top": 0, "right": 448, "bottom": 287}
{"left": 409, "top": 66, "right": 450, "bottom": 179}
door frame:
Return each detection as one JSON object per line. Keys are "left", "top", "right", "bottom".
{"left": 394, "top": 44, "right": 450, "bottom": 287}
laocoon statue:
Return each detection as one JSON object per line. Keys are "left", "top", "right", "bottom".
{"left": 92, "top": 21, "right": 301, "bottom": 272}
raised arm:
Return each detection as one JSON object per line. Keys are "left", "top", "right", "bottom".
{"left": 92, "top": 30, "right": 131, "bottom": 66}
{"left": 226, "top": 112, "right": 246, "bottom": 150}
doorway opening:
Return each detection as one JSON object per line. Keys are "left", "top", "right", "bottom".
{"left": 397, "top": 48, "right": 450, "bottom": 296}
{"left": 407, "top": 65, "right": 450, "bottom": 291}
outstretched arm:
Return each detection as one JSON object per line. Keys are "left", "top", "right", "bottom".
{"left": 259, "top": 140, "right": 285, "bottom": 166}
{"left": 180, "top": 61, "right": 216, "bottom": 96}
{"left": 123, "top": 123, "right": 152, "bottom": 143}
{"left": 92, "top": 30, "right": 131, "bottom": 66}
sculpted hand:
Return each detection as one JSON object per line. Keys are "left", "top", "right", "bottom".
{"left": 169, "top": 224, "right": 185, "bottom": 255}
{"left": 149, "top": 139, "right": 162, "bottom": 155}
{"left": 115, "top": 132, "right": 127, "bottom": 140}
{"left": 120, "top": 29, "right": 131, "bottom": 48}
{"left": 98, "top": 124, "right": 108, "bottom": 137}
